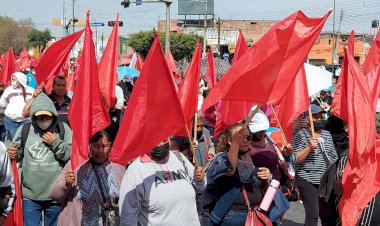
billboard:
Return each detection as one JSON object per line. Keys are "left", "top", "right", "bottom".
{"left": 178, "top": 0, "right": 214, "bottom": 15}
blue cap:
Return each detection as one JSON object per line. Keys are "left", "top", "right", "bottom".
{"left": 310, "top": 104, "right": 325, "bottom": 114}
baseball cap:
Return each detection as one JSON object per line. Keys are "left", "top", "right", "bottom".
{"left": 34, "top": 110, "right": 53, "bottom": 117}
{"left": 310, "top": 104, "right": 325, "bottom": 114}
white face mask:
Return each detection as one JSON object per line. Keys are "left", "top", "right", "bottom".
{"left": 11, "top": 81, "right": 18, "bottom": 89}
{"left": 36, "top": 119, "right": 53, "bottom": 130}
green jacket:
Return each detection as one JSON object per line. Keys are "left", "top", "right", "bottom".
{"left": 12, "top": 93, "right": 72, "bottom": 201}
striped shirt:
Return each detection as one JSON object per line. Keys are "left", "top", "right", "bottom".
{"left": 291, "top": 128, "right": 338, "bottom": 185}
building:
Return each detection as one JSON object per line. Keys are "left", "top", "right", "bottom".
{"left": 157, "top": 19, "right": 374, "bottom": 65}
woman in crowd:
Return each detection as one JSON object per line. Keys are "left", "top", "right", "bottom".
{"left": 202, "top": 123, "right": 271, "bottom": 226}
{"left": 291, "top": 104, "right": 337, "bottom": 226}
{"left": 0, "top": 72, "right": 34, "bottom": 140}
{"left": 248, "top": 110, "right": 293, "bottom": 182}
{"left": 118, "top": 139, "right": 206, "bottom": 226}
{"left": 50, "top": 130, "right": 125, "bottom": 226}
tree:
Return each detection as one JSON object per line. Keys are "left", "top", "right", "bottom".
{"left": 27, "top": 28, "right": 52, "bottom": 52}
{"left": 0, "top": 17, "right": 34, "bottom": 55}
{"left": 127, "top": 31, "right": 203, "bottom": 61}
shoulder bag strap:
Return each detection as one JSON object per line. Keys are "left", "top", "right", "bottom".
{"left": 242, "top": 185, "right": 252, "bottom": 211}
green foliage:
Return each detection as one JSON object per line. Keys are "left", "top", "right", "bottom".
{"left": 27, "top": 28, "right": 52, "bottom": 50}
{"left": 127, "top": 31, "right": 203, "bottom": 61}
{"left": 0, "top": 16, "right": 34, "bottom": 54}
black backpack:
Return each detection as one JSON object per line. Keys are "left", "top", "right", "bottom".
{"left": 20, "top": 121, "right": 65, "bottom": 151}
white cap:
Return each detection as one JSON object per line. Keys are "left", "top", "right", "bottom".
{"left": 12, "top": 72, "right": 27, "bottom": 89}
{"left": 248, "top": 110, "right": 270, "bottom": 133}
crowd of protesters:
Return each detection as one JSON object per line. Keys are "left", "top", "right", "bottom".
{"left": 0, "top": 58, "right": 379, "bottom": 226}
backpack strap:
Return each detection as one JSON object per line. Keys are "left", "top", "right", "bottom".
{"left": 56, "top": 121, "right": 65, "bottom": 141}
{"left": 20, "top": 123, "right": 32, "bottom": 151}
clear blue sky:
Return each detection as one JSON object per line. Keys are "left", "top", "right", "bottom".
{"left": 1, "top": 0, "right": 379, "bottom": 39}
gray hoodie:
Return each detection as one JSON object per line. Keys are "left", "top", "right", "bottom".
{"left": 12, "top": 93, "right": 72, "bottom": 201}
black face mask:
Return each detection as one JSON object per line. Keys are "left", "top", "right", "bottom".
{"left": 250, "top": 134, "right": 261, "bottom": 142}
{"left": 150, "top": 143, "right": 170, "bottom": 161}
{"left": 313, "top": 119, "right": 326, "bottom": 131}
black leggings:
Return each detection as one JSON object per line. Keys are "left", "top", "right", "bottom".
{"left": 297, "top": 176, "right": 338, "bottom": 226}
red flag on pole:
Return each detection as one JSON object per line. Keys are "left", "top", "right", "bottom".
{"left": 98, "top": 14, "right": 120, "bottom": 110}
{"left": 206, "top": 49, "right": 217, "bottom": 89}
{"left": 176, "top": 42, "right": 202, "bottom": 136}
{"left": 362, "top": 29, "right": 380, "bottom": 75}
{"left": 136, "top": 53, "right": 144, "bottom": 71}
{"left": 338, "top": 47, "right": 380, "bottom": 226}
{"left": 167, "top": 49, "right": 181, "bottom": 86}
{"left": 272, "top": 65, "right": 309, "bottom": 141}
{"left": 68, "top": 11, "right": 111, "bottom": 169}
{"left": 231, "top": 29, "right": 248, "bottom": 65}
{"left": 366, "top": 67, "right": 380, "bottom": 110}
{"left": 109, "top": 35, "right": 185, "bottom": 165}
{"left": 4, "top": 160, "right": 23, "bottom": 226}
{"left": 212, "top": 29, "right": 254, "bottom": 136}
{"left": 35, "top": 28, "right": 84, "bottom": 89}
{"left": 201, "top": 10, "right": 331, "bottom": 112}
{"left": 0, "top": 48, "right": 15, "bottom": 86}
{"left": 348, "top": 30, "right": 355, "bottom": 54}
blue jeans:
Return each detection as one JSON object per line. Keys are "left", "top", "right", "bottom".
{"left": 0, "top": 124, "right": 6, "bottom": 142}
{"left": 23, "top": 199, "right": 61, "bottom": 226}
{"left": 4, "top": 117, "right": 28, "bottom": 141}
{"left": 219, "top": 211, "right": 247, "bottom": 226}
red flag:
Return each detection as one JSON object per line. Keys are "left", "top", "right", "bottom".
{"left": 202, "top": 10, "right": 331, "bottom": 112}
{"left": 338, "top": 47, "right": 380, "bottom": 226}
{"left": 0, "top": 48, "right": 15, "bottom": 86}
{"left": 231, "top": 29, "right": 248, "bottom": 65}
{"left": 272, "top": 65, "right": 309, "bottom": 141}
{"left": 348, "top": 30, "right": 355, "bottom": 54}
{"left": 136, "top": 53, "right": 144, "bottom": 71}
{"left": 35, "top": 29, "right": 84, "bottom": 88}
{"left": 4, "top": 160, "right": 23, "bottom": 226}
{"left": 68, "top": 12, "right": 111, "bottom": 169}
{"left": 365, "top": 67, "right": 380, "bottom": 111}
{"left": 363, "top": 29, "right": 380, "bottom": 75}
{"left": 176, "top": 42, "right": 202, "bottom": 136}
{"left": 214, "top": 101, "right": 255, "bottom": 136}
{"left": 98, "top": 14, "right": 120, "bottom": 110}
{"left": 206, "top": 49, "right": 217, "bottom": 89}
{"left": 109, "top": 35, "right": 185, "bottom": 165}
{"left": 167, "top": 49, "right": 181, "bottom": 86}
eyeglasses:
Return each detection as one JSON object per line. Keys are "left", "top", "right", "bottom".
{"left": 243, "top": 135, "right": 251, "bottom": 141}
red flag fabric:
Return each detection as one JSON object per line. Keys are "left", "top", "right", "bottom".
{"left": 68, "top": 12, "right": 111, "bottom": 170}
{"left": 213, "top": 30, "right": 251, "bottom": 137}
{"left": 331, "top": 67, "right": 348, "bottom": 120}
{"left": 206, "top": 49, "right": 217, "bottom": 89}
{"left": 167, "top": 49, "right": 181, "bottom": 86}
{"left": 98, "top": 14, "right": 120, "bottom": 110}
{"left": 109, "top": 35, "right": 185, "bottom": 165}
{"left": 176, "top": 42, "right": 202, "bottom": 136}
{"left": 348, "top": 30, "right": 354, "bottom": 54}
{"left": 136, "top": 54, "right": 144, "bottom": 71}
{"left": 338, "top": 47, "right": 380, "bottom": 226}
{"left": 366, "top": 67, "right": 380, "bottom": 111}
{"left": 0, "top": 48, "right": 15, "bottom": 86}
{"left": 4, "top": 160, "right": 23, "bottom": 226}
{"left": 272, "top": 65, "right": 309, "bottom": 141}
{"left": 231, "top": 29, "right": 248, "bottom": 65}
{"left": 35, "top": 28, "right": 84, "bottom": 88}
{"left": 201, "top": 10, "right": 331, "bottom": 112}
{"left": 362, "top": 29, "right": 380, "bottom": 75}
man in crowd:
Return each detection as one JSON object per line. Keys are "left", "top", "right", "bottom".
{"left": 8, "top": 93, "right": 72, "bottom": 226}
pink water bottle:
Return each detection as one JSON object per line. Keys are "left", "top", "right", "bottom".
{"left": 259, "top": 179, "right": 280, "bottom": 211}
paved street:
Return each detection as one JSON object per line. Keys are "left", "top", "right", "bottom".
{"left": 281, "top": 201, "right": 321, "bottom": 226}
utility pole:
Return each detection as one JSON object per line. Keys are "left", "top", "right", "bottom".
{"left": 203, "top": 0, "right": 208, "bottom": 56}
{"left": 72, "top": 0, "right": 75, "bottom": 34}
{"left": 63, "top": 0, "right": 67, "bottom": 36}
{"left": 165, "top": 1, "right": 172, "bottom": 56}
{"left": 331, "top": 0, "right": 335, "bottom": 75}
{"left": 334, "top": 10, "right": 344, "bottom": 61}
{"left": 217, "top": 17, "right": 220, "bottom": 57}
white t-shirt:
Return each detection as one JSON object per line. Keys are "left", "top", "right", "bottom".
{"left": 115, "top": 85, "right": 124, "bottom": 109}
{"left": 0, "top": 86, "right": 34, "bottom": 122}
{"left": 119, "top": 151, "right": 205, "bottom": 226}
